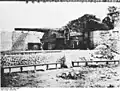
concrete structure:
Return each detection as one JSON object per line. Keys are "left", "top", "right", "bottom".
{"left": 12, "top": 31, "right": 44, "bottom": 51}
{"left": 0, "top": 28, "right": 119, "bottom": 52}
{"left": 0, "top": 31, "right": 44, "bottom": 51}
{"left": 0, "top": 31, "right": 12, "bottom": 51}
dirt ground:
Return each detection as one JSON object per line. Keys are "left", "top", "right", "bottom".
{"left": 1, "top": 64, "right": 120, "bottom": 88}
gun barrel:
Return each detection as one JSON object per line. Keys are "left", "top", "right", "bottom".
{"left": 15, "top": 28, "right": 49, "bottom": 32}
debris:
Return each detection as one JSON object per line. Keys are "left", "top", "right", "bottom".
{"left": 107, "top": 84, "right": 114, "bottom": 88}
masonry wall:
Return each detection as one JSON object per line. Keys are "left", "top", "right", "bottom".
{"left": 0, "top": 31, "right": 12, "bottom": 51}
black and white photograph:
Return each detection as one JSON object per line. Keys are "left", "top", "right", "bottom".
{"left": 0, "top": 0, "right": 120, "bottom": 89}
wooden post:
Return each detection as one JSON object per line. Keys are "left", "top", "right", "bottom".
{"left": 56, "top": 63, "right": 57, "bottom": 69}
{"left": 46, "top": 64, "right": 49, "bottom": 70}
{"left": 106, "top": 61, "right": 108, "bottom": 65}
{"left": 34, "top": 66, "right": 36, "bottom": 72}
{"left": 9, "top": 67, "right": 11, "bottom": 73}
{"left": 77, "top": 62, "right": 79, "bottom": 66}
{"left": 20, "top": 67, "right": 23, "bottom": 72}
{"left": 85, "top": 62, "right": 88, "bottom": 66}
{"left": 113, "top": 61, "right": 115, "bottom": 64}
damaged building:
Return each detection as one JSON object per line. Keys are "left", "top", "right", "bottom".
{"left": 13, "top": 10, "right": 119, "bottom": 50}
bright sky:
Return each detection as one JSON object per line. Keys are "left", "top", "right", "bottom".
{"left": 0, "top": 2, "right": 120, "bottom": 31}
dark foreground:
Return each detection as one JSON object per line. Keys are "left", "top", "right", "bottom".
{"left": 1, "top": 64, "right": 120, "bottom": 88}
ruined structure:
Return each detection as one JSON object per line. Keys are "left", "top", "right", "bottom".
{"left": 14, "top": 6, "right": 119, "bottom": 50}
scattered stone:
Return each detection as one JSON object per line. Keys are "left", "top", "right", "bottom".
{"left": 107, "top": 84, "right": 114, "bottom": 88}
{"left": 56, "top": 70, "right": 87, "bottom": 80}
{"left": 107, "top": 75, "right": 112, "bottom": 79}
{"left": 116, "top": 79, "right": 120, "bottom": 81}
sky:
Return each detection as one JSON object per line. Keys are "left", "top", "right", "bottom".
{"left": 0, "top": 2, "right": 120, "bottom": 32}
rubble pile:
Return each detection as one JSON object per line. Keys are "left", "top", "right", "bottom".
{"left": 92, "top": 30, "right": 120, "bottom": 61}
{"left": 56, "top": 69, "right": 89, "bottom": 80}
{"left": 93, "top": 44, "right": 114, "bottom": 60}
{"left": 55, "top": 66, "right": 120, "bottom": 87}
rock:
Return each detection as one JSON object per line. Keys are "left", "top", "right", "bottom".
{"left": 67, "top": 72, "right": 72, "bottom": 79}
{"left": 95, "top": 45, "right": 108, "bottom": 50}
{"left": 61, "top": 73, "right": 67, "bottom": 79}
{"left": 107, "top": 84, "right": 114, "bottom": 88}
{"left": 56, "top": 73, "right": 62, "bottom": 78}
{"left": 116, "top": 79, "right": 120, "bottom": 81}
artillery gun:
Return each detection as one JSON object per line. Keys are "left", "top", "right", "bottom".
{"left": 15, "top": 6, "right": 120, "bottom": 50}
